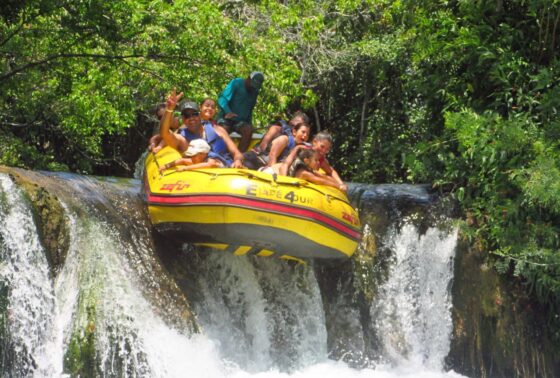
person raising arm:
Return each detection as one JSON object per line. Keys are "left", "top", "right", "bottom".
{"left": 159, "top": 88, "right": 189, "bottom": 153}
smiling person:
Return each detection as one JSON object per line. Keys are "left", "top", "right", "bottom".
{"left": 200, "top": 97, "right": 218, "bottom": 125}
{"left": 243, "top": 122, "right": 311, "bottom": 171}
{"left": 277, "top": 131, "right": 348, "bottom": 192}
{"left": 159, "top": 138, "right": 212, "bottom": 173}
{"left": 217, "top": 71, "right": 264, "bottom": 152}
{"left": 158, "top": 89, "right": 244, "bottom": 169}
{"left": 279, "top": 148, "right": 341, "bottom": 190}
{"left": 256, "top": 111, "right": 310, "bottom": 154}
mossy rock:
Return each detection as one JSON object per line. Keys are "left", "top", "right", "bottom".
{"left": 447, "top": 237, "right": 560, "bottom": 377}
{"left": 0, "top": 167, "right": 70, "bottom": 275}
{"left": 64, "top": 305, "right": 101, "bottom": 377}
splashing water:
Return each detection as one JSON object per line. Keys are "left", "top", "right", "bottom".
{"left": 0, "top": 172, "right": 465, "bottom": 377}
{"left": 0, "top": 174, "right": 60, "bottom": 376}
{"left": 370, "top": 222, "right": 458, "bottom": 370}
{"left": 190, "top": 253, "right": 327, "bottom": 373}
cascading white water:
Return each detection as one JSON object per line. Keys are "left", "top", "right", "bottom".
{"left": 191, "top": 253, "right": 327, "bottom": 373}
{"left": 0, "top": 172, "right": 465, "bottom": 377}
{"left": 370, "top": 222, "right": 458, "bottom": 371}
{"left": 0, "top": 174, "right": 59, "bottom": 376}
{"left": 48, "top": 192, "right": 224, "bottom": 377}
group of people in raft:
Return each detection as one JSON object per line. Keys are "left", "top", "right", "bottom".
{"left": 149, "top": 71, "right": 348, "bottom": 192}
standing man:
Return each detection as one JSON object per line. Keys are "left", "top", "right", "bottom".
{"left": 217, "top": 71, "right": 264, "bottom": 152}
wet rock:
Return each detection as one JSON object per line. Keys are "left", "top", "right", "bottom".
{"left": 0, "top": 166, "right": 69, "bottom": 275}
{"left": 447, "top": 239, "right": 560, "bottom": 377}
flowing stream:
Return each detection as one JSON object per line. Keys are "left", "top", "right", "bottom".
{"left": 0, "top": 171, "right": 464, "bottom": 377}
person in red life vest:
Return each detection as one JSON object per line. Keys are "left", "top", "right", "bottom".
{"left": 277, "top": 131, "right": 348, "bottom": 192}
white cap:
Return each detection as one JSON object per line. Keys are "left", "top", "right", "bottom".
{"left": 185, "top": 139, "right": 211, "bottom": 157}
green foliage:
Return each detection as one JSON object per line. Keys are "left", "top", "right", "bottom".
{"left": 1, "top": 0, "right": 559, "bottom": 340}
{"left": 517, "top": 147, "right": 560, "bottom": 214}
{"left": 0, "top": 0, "right": 303, "bottom": 174}
{"left": 408, "top": 107, "right": 560, "bottom": 317}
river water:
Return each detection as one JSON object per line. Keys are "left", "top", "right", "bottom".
{"left": 0, "top": 171, "right": 465, "bottom": 377}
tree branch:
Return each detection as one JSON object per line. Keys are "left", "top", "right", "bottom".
{"left": 0, "top": 53, "right": 200, "bottom": 82}
{"left": 0, "top": 23, "right": 24, "bottom": 48}
{"left": 359, "top": 71, "right": 371, "bottom": 147}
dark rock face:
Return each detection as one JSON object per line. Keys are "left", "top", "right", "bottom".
{"left": 318, "top": 183, "right": 560, "bottom": 376}
{"left": 447, "top": 240, "right": 560, "bottom": 378}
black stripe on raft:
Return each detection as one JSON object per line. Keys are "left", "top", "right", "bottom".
{"left": 154, "top": 221, "right": 348, "bottom": 259}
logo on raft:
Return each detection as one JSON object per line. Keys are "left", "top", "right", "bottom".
{"left": 342, "top": 211, "right": 359, "bottom": 226}
{"left": 159, "top": 181, "right": 191, "bottom": 192}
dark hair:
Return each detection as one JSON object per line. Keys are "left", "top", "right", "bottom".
{"left": 200, "top": 98, "right": 216, "bottom": 107}
{"left": 297, "top": 147, "right": 316, "bottom": 161}
{"left": 155, "top": 103, "right": 167, "bottom": 120}
{"left": 291, "top": 111, "right": 310, "bottom": 124}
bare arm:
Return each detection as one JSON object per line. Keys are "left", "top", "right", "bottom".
{"left": 267, "top": 135, "right": 288, "bottom": 166}
{"left": 159, "top": 157, "right": 193, "bottom": 173}
{"left": 320, "top": 158, "right": 346, "bottom": 188}
{"left": 214, "top": 126, "right": 244, "bottom": 168}
{"left": 297, "top": 170, "right": 342, "bottom": 190}
{"left": 279, "top": 144, "right": 306, "bottom": 176}
{"left": 148, "top": 134, "right": 162, "bottom": 151}
{"left": 176, "top": 159, "right": 222, "bottom": 171}
{"left": 258, "top": 125, "right": 282, "bottom": 152}
{"left": 160, "top": 89, "right": 188, "bottom": 153}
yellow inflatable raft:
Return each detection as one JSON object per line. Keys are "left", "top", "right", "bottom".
{"left": 144, "top": 146, "right": 361, "bottom": 260}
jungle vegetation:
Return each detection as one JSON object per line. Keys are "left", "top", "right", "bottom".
{"left": 1, "top": 0, "right": 559, "bottom": 339}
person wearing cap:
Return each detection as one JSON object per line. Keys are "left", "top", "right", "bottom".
{"left": 217, "top": 71, "right": 264, "bottom": 153}
{"left": 158, "top": 139, "right": 212, "bottom": 173}
{"left": 158, "top": 88, "right": 244, "bottom": 169}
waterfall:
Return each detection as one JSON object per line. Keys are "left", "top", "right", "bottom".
{"left": 0, "top": 174, "right": 59, "bottom": 376}
{"left": 0, "top": 170, "right": 464, "bottom": 377}
{"left": 370, "top": 222, "right": 458, "bottom": 371}
{"left": 190, "top": 253, "right": 327, "bottom": 372}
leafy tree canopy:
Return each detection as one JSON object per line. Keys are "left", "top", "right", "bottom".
{"left": 1, "top": 0, "right": 560, "bottom": 340}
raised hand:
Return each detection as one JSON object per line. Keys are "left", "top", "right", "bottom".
{"left": 166, "top": 87, "right": 184, "bottom": 110}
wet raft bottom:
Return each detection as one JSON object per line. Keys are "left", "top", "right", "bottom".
{"left": 153, "top": 221, "right": 347, "bottom": 260}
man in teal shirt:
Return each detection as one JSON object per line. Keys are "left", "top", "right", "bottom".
{"left": 217, "top": 71, "right": 264, "bottom": 152}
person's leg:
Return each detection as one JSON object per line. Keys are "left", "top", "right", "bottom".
{"left": 217, "top": 118, "right": 233, "bottom": 134}
{"left": 237, "top": 122, "right": 254, "bottom": 152}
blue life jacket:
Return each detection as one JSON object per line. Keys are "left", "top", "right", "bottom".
{"left": 256, "top": 119, "right": 292, "bottom": 155}
{"left": 277, "top": 120, "right": 291, "bottom": 136}
{"left": 277, "top": 133, "right": 296, "bottom": 161}
{"left": 179, "top": 121, "right": 233, "bottom": 167}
